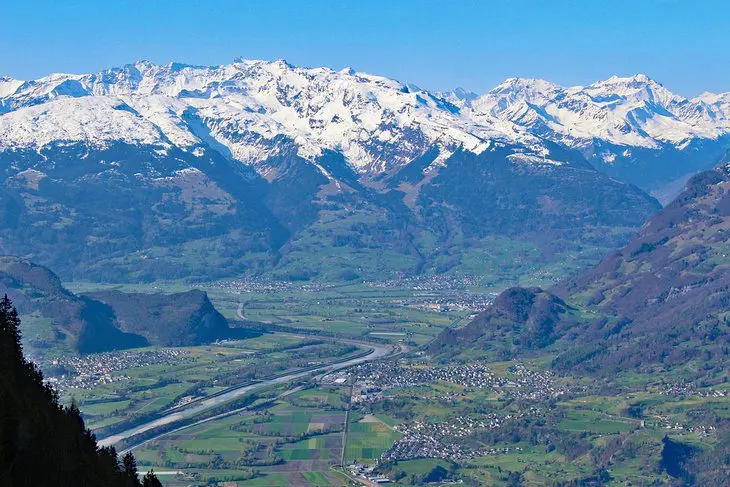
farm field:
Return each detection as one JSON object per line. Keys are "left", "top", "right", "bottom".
{"left": 57, "top": 279, "right": 730, "bottom": 486}
{"left": 131, "top": 383, "right": 353, "bottom": 486}
{"left": 345, "top": 413, "right": 403, "bottom": 464}
{"left": 64, "top": 333, "right": 363, "bottom": 436}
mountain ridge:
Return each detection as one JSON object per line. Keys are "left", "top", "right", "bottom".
{"left": 0, "top": 59, "right": 694, "bottom": 282}
{"left": 430, "top": 162, "right": 730, "bottom": 375}
{"left": 2, "top": 60, "right": 729, "bottom": 189}
{"left": 0, "top": 256, "right": 232, "bottom": 353}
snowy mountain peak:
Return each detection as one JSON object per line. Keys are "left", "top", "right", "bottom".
{"left": 451, "top": 87, "right": 477, "bottom": 99}
{"left": 0, "top": 59, "right": 514, "bottom": 175}
{"left": 468, "top": 77, "right": 563, "bottom": 119}
{"left": 585, "top": 73, "right": 675, "bottom": 101}
{"left": 133, "top": 60, "right": 157, "bottom": 70}
{"left": 460, "top": 71, "right": 730, "bottom": 149}
{"left": 694, "top": 91, "right": 730, "bottom": 104}
{"left": 589, "top": 74, "right": 661, "bottom": 92}
{"left": 1, "top": 59, "right": 729, "bottom": 180}
{"left": 272, "top": 58, "right": 293, "bottom": 69}
{"left": 490, "top": 77, "right": 563, "bottom": 95}
{"left": 0, "top": 77, "right": 23, "bottom": 98}
{"left": 438, "top": 87, "right": 479, "bottom": 109}
{"left": 339, "top": 66, "right": 356, "bottom": 76}
{"left": 605, "top": 73, "right": 653, "bottom": 84}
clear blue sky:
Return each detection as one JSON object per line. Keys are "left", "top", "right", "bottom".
{"left": 2, "top": 0, "right": 728, "bottom": 96}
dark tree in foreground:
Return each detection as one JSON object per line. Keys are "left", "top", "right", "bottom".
{"left": 122, "top": 451, "right": 140, "bottom": 487}
{"left": 0, "top": 295, "right": 143, "bottom": 487}
{"left": 142, "top": 469, "right": 163, "bottom": 487}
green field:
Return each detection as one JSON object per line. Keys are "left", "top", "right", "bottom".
{"left": 52, "top": 280, "right": 729, "bottom": 486}
{"left": 131, "top": 383, "right": 351, "bottom": 486}
{"left": 345, "top": 415, "right": 403, "bottom": 463}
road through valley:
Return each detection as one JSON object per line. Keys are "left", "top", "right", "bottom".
{"left": 98, "top": 333, "right": 393, "bottom": 448}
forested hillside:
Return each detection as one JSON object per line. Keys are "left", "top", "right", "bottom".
{"left": 0, "top": 295, "right": 161, "bottom": 486}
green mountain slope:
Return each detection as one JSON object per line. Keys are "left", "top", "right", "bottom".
{"left": 0, "top": 256, "right": 146, "bottom": 353}
{"left": 87, "top": 289, "right": 229, "bottom": 347}
{"left": 554, "top": 166, "right": 730, "bottom": 373}
{"left": 431, "top": 164, "right": 730, "bottom": 374}
{"left": 0, "top": 140, "right": 661, "bottom": 284}
{"left": 0, "top": 256, "right": 231, "bottom": 353}
{"left": 427, "top": 287, "right": 582, "bottom": 361}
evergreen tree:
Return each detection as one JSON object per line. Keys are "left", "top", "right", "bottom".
{"left": 0, "top": 296, "right": 142, "bottom": 487}
{"left": 142, "top": 469, "right": 163, "bottom": 487}
{"left": 122, "top": 451, "right": 139, "bottom": 486}
{"left": 0, "top": 294, "right": 22, "bottom": 365}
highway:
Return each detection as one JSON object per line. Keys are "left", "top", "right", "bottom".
{"left": 98, "top": 333, "right": 393, "bottom": 448}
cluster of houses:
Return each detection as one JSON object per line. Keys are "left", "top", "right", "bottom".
{"left": 365, "top": 274, "right": 496, "bottom": 313}
{"left": 342, "top": 360, "right": 568, "bottom": 405}
{"left": 205, "top": 276, "right": 329, "bottom": 294}
{"left": 383, "top": 413, "right": 534, "bottom": 462}
{"left": 397, "top": 414, "right": 515, "bottom": 438}
{"left": 382, "top": 429, "right": 524, "bottom": 462}
{"left": 504, "top": 363, "right": 568, "bottom": 401}
{"left": 402, "top": 292, "right": 495, "bottom": 314}
{"left": 382, "top": 434, "right": 470, "bottom": 461}
{"left": 349, "top": 361, "right": 507, "bottom": 392}
{"left": 367, "top": 274, "right": 486, "bottom": 291}
{"left": 655, "top": 415, "right": 717, "bottom": 438}
{"left": 658, "top": 381, "right": 728, "bottom": 398}
{"left": 45, "top": 348, "right": 186, "bottom": 393}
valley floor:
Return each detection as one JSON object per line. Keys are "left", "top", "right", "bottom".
{"left": 32, "top": 278, "right": 729, "bottom": 486}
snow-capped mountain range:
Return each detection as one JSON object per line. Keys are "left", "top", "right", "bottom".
{"left": 466, "top": 75, "right": 730, "bottom": 149}
{"left": 0, "top": 59, "right": 723, "bottom": 282}
{"left": 2, "top": 59, "right": 728, "bottom": 191}
{"left": 0, "top": 60, "right": 508, "bottom": 178}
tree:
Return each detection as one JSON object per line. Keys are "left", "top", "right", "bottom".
{"left": 122, "top": 451, "right": 140, "bottom": 487}
{"left": 0, "top": 293, "right": 22, "bottom": 364}
{"left": 660, "top": 435, "right": 696, "bottom": 480}
{"left": 506, "top": 471, "right": 524, "bottom": 487}
{"left": 0, "top": 296, "right": 143, "bottom": 486}
{"left": 424, "top": 465, "right": 449, "bottom": 483}
{"left": 142, "top": 469, "right": 163, "bottom": 487}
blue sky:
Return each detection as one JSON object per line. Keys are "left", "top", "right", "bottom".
{"left": 2, "top": 0, "right": 728, "bottom": 96}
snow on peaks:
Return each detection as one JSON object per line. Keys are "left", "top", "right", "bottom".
{"left": 0, "top": 77, "right": 22, "bottom": 98}
{"left": 0, "top": 96, "right": 169, "bottom": 151}
{"left": 470, "top": 77, "right": 563, "bottom": 118}
{"left": 438, "top": 88, "right": 478, "bottom": 110}
{"left": 463, "top": 73, "right": 730, "bottom": 148}
{"left": 490, "top": 77, "right": 563, "bottom": 96}
{"left": 582, "top": 74, "right": 681, "bottom": 106}
{"left": 1, "top": 59, "right": 729, "bottom": 174}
